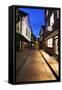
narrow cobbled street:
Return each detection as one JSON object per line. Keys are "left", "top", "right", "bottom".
{"left": 16, "top": 49, "right": 59, "bottom": 82}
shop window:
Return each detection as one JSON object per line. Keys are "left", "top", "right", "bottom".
{"left": 47, "top": 38, "right": 53, "bottom": 48}
{"left": 54, "top": 36, "right": 58, "bottom": 55}
{"left": 55, "top": 38, "right": 58, "bottom": 55}
{"left": 54, "top": 36, "right": 58, "bottom": 39}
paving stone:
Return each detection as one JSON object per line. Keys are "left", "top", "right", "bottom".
{"left": 16, "top": 49, "right": 56, "bottom": 82}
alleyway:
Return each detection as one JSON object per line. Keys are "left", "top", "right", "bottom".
{"left": 16, "top": 49, "right": 59, "bottom": 82}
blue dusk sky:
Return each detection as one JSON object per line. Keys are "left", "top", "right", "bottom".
{"left": 19, "top": 8, "right": 45, "bottom": 38}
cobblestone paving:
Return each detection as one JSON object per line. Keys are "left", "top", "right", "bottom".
{"left": 16, "top": 49, "right": 58, "bottom": 82}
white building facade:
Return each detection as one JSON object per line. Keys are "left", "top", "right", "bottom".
{"left": 16, "top": 9, "right": 31, "bottom": 51}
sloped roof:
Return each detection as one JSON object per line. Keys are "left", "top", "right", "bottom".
{"left": 16, "top": 9, "right": 28, "bottom": 17}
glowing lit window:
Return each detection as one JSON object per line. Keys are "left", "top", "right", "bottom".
{"left": 47, "top": 38, "right": 53, "bottom": 47}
